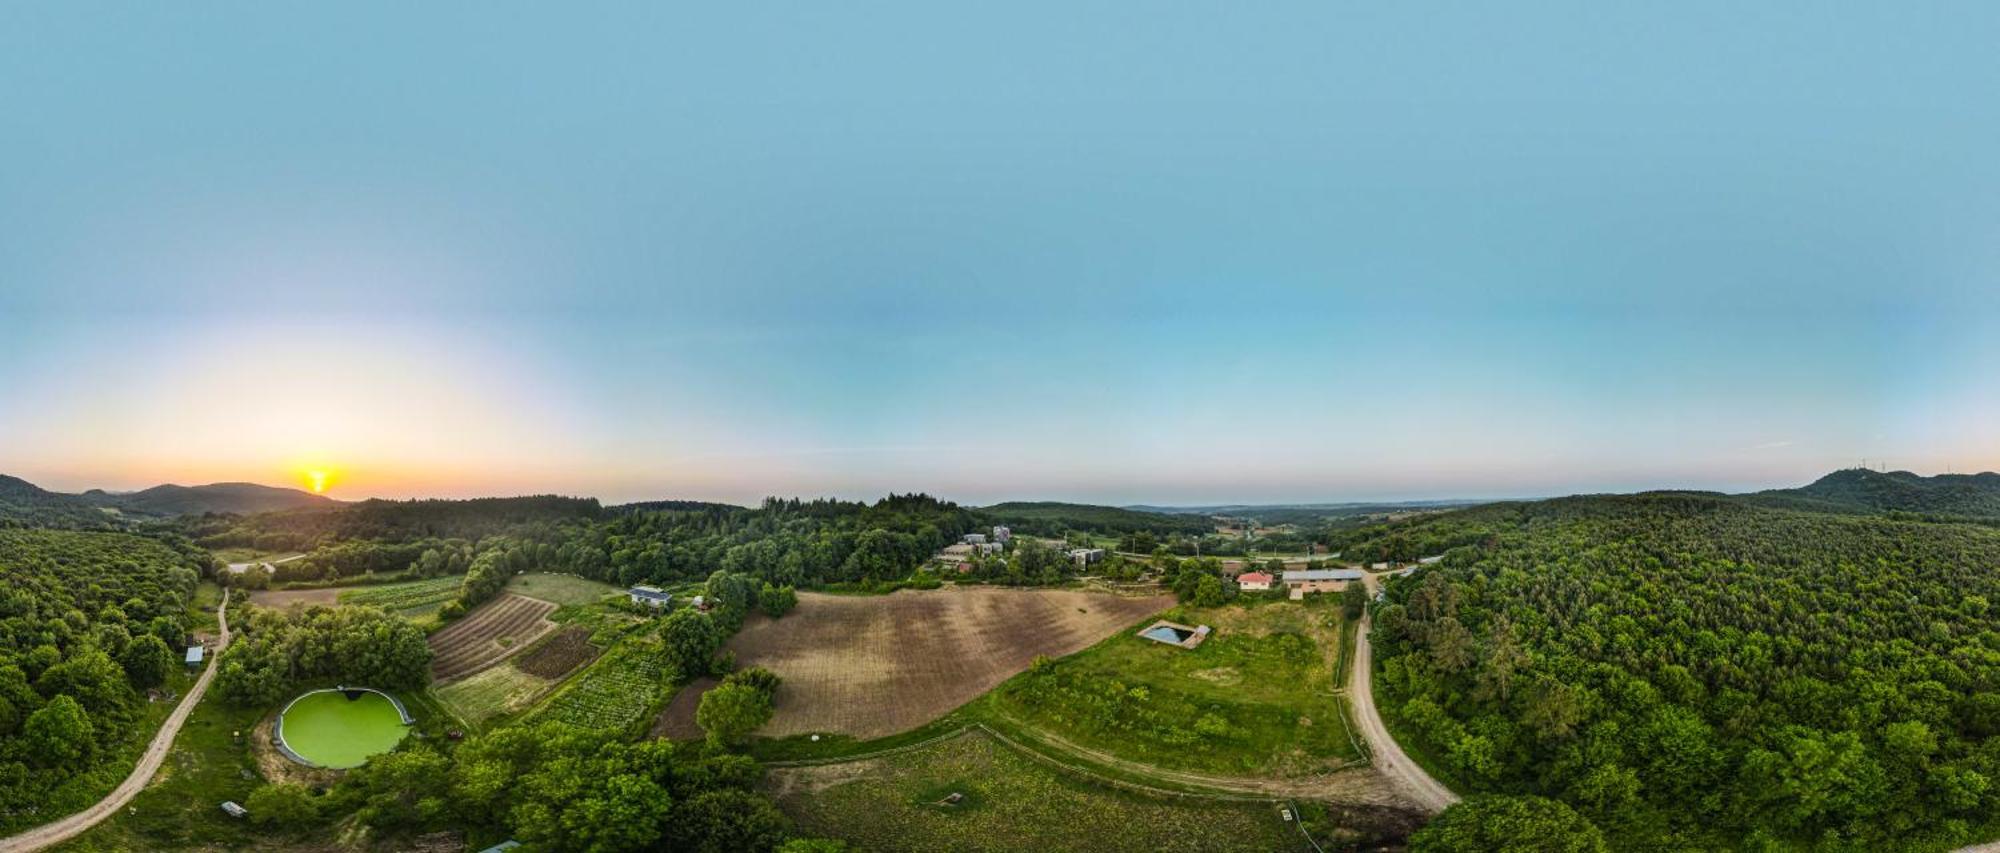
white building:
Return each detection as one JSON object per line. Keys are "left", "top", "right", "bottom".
{"left": 963, "top": 533, "right": 988, "bottom": 545}
{"left": 627, "top": 586, "right": 673, "bottom": 608}
{"left": 992, "top": 526, "right": 1012, "bottom": 543}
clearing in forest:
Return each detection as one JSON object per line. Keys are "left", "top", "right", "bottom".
{"left": 504, "top": 572, "right": 621, "bottom": 607}
{"left": 989, "top": 599, "right": 1360, "bottom": 778}
{"left": 765, "top": 729, "right": 1314, "bottom": 853}
{"left": 660, "top": 586, "right": 1171, "bottom": 740}
{"left": 428, "top": 594, "right": 558, "bottom": 682}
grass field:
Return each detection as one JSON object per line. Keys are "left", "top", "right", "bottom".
{"left": 504, "top": 572, "right": 620, "bottom": 607}
{"left": 989, "top": 599, "right": 1358, "bottom": 777}
{"left": 658, "top": 586, "right": 1172, "bottom": 739}
{"left": 56, "top": 694, "right": 269, "bottom": 851}
{"left": 767, "top": 729, "right": 1310, "bottom": 853}
{"left": 528, "top": 640, "right": 670, "bottom": 730}
{"left": 433, "top": 662, "right": 558, "bottom": 726}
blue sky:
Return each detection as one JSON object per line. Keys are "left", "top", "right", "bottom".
{"left": 3, "top": 3, "right": 1998, "bottom": 505}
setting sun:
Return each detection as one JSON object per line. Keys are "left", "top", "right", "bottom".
{"left": 306, "top": 469, "right": 329, "bottom": 494}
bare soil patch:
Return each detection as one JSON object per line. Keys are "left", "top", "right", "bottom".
{"left": 515, "top": 626, "right": 600, "bottom": 679}
{"left": 650, "top": 677, "right": 716, "bottom": 740}
{"left": 658, "top": 586, "right": 1171, "bottom": 739}
{"left": 428, "top": 594, "right": 558, "bottom": 683}
{"left": 246, "top": 587, "right": 341, "bottom": 609}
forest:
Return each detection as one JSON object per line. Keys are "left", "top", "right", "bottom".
{"left": 0, "top": 528, "right": 207, "bottom": 830}
{"left": 1363, "top": 492, "right": 2000, "bottom": 850}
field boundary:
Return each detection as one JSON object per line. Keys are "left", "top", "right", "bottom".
{"left": 772, "top": 722, "right": 1287, "bottom": 805}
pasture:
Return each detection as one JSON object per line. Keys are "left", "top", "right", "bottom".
{"left": 990, "top": 600, "right": 1359, "bottom": 777}
{"left": 766, "top": 729, "right": 1309, "bottom": 853}
{"left": 504, "top": 571, "right": 620, "bottom": 606}
{"left": 659, "top": 587, "right": 1171, "bottom": 739}
{"left": 427, "top": 593, "right": 558, "bottom": 682}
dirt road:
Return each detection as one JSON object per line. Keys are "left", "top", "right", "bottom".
{"left": 1349, "top": 575, "right": 1459, "bottom": 814}
{"left": 0, "top": 590, "right": 233, "bottom": 852}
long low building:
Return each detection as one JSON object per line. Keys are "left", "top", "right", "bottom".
{"left": 1283, "top": 568, "right": 1365, "bottom": 598}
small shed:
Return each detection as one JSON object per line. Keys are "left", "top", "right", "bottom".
{"left": 185, "top": 646, "right": 205, "bottom": 666}
{"left": 220, "top": 801, "right": 248, "bottom": 818}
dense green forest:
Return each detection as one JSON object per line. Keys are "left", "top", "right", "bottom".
{"left": 0, "top": 528, "right": 207, "bottom": 830}
{"left": 1754, "top": 468, "right": 2000, "bottom": 519}
{"left": 1364, "top": 493, "right": 2000, "bottom": 850}
{"left": 0, "top": 475, "right": 117, "bottom": 529}
{"left": 979, "top": 501, "right": 1213, "bottom": 537}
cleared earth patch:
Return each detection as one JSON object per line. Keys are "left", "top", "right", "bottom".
{"left": 659, "top": 586, "right": 1171, "bottom": 740}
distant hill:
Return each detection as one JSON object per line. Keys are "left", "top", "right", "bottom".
{"left": 79, "top": 481, "right": 339, "bottom": 516}
{"left": 0, "top": 474, "right": 115, "bottom": 527}
{"left": 1750, "top": 468, "right": 2000, "bottom": 518}
{"left": 978, "top": 501, "right": 1214, "bottom": 537}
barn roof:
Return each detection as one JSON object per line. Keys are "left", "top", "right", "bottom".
{"left": 1284, "top": 569, "right": 1364, "bottom": 581}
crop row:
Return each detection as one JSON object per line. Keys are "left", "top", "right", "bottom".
{"left": 530, "top": 641, "right": 668, "bottom": 730}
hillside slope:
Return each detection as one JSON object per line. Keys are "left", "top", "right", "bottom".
{"left": 81, "top": 481, "right": 336, "bottom": 516}
{"left": 1752, "top": 468, "right": 2000, "bottom": 518}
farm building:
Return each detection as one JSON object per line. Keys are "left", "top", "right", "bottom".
{"left": 1283, "top": 568, "right": 1364, "bottom": 598}
{"left": 220, "top": 801, "right": 247, "bottom": 818}
{"left": 974, "top": 541, "right": 1003, "bottom": 555}
{"left": 1418, "top": 555, "right": 1445, "bottom": 565}
{"left": 627, "top": 586, "right": 673, "bottom": 608}
{"left": 963, "top": 533, "right": 988, "bottom": 545}
{"left": 1069, "top": 548, "right": 1106, "bottom": 566}
{"left": 185, "top": 645, "right": 204, "bottom": 667}
{"left": 992, "top": 525, "right": 1012, "bottom": 543}
{"left": 941, "top": 543, "right": 975, "bottom": 559}
{"left": 1236, "top": 571, "right": 1275, "bottom": 591}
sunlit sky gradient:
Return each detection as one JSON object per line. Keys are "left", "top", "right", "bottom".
{"left": 4, "top": 4, "right": 1999, "bottom": 506}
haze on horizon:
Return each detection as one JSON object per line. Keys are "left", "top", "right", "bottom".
{"left": 4, "top": 4, "right": 1998, "bottom": 507}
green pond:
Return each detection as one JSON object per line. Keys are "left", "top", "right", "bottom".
{"left": 280, "top": 690, "right": 409, "bottom": 768}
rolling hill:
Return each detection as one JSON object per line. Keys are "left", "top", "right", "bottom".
{"left": 79, "top": 481, "right": 337, "bottom": 516}
{"left": 1750, "top": 468, "right": 2000, "bottom": 518}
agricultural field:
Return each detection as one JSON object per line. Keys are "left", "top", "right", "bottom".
{"left": 528, "top": 640, "right": 670, "bottom": 730}
{"left": 428, "top": 593, "right": 558, "bottom": 682}
{"left": 660, "top": 587, "right": 1171, "bottom": 739}
{"left": 433, "top": 662, "right": 558, "bottom": 726}
{"left": 989, "top": 599, "right": 1359, "bottom": 777}
{"left": 435, "top": 626, "right": 602, "bottom": 726}
{"left": 338, "top": 575, "right": 461, "bottom": 616}
{"left": 245, "top": 586, "right": 341, "bottom": 609}
{"left": 513, "top": 626, "right": 601, "bottom": 678}
{"left": 766, "top": 729, "right": 1311, "bottom": 853}
{"left": 504, "top": 571, "right": 620, "bottom": 606}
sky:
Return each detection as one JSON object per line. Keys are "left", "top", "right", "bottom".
{"left": 3, "top": 3, "right": 1999, "bottom": 506}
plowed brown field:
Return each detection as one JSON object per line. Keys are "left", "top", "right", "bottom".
{"left": 429, "top": 594, "right": 557, "bottom": 682}
{"left": 658, "top": 586, "right": 1170, "bottom": 739}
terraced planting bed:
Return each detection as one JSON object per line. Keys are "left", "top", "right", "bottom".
{"left": 428, "top": 594, "right": 558, "bottom": 682}
{"left": 529, "top": 640, "right": 669, "bottom": 730}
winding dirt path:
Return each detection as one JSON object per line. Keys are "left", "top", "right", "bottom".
{"left": 0, "top": 590, "right": 233, "bottom": 852}
{"left": 1349, "top": 575, "right": 1458, "bottom": 814}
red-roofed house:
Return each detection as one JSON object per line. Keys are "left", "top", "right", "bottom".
{"left": 1236, "top": 571, "right": 1275, "bottom": 592}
